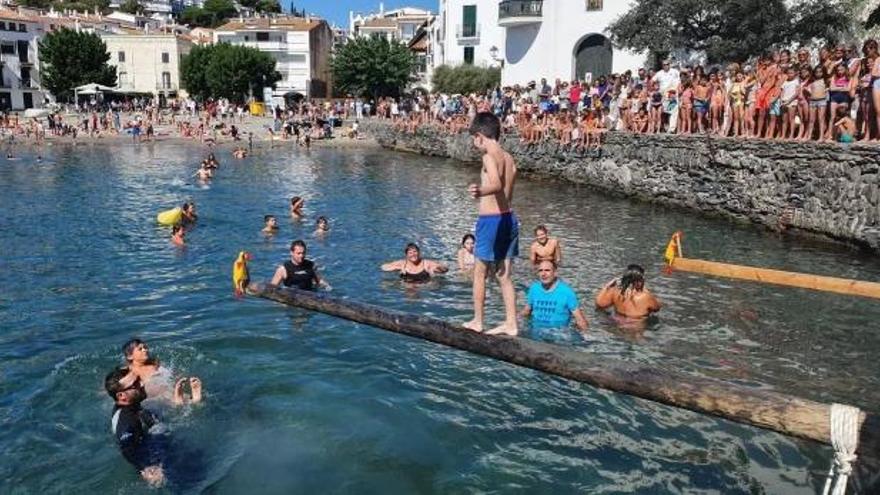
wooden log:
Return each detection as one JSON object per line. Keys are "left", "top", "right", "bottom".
{"left": 249, "top": 284, "right": 879, "bottom": 454}
{"left": 671, "top": 257, "right": 880, "bottom": 300}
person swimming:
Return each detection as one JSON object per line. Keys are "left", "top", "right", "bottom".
{"left": 171, "top": 225, "right": 185, "bottom": 246}
{"left": 181, "top": 202, "right": 197, "bottom": 225}
{"left": 529, "top": 225, "right": 562, "bottom": 265}
{"left": 595, "top": 264, "right": 661, "bottom": 320}
{"left": 314, "top": 216, "right": 329, "bottom": 234}
{"left": 290, "top": 196, "right": 304, "bottom": 219}
{"left": 457, "top": 234, "right": 476, "bottom": 272}
{"left": 381, "top": 243, "right": 448, "bottom": 283}
{"left": 269, "top": 239, "right": 329, "bottom": 290}
{"left": 120, "top": 338, "right": 202, "bottom": 405}
{"left": 262, "top": 215, "right": 278, "bottom": 234}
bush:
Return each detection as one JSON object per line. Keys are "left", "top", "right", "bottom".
{"left": 432, "top": 64, "right": 500, "bottom": 95}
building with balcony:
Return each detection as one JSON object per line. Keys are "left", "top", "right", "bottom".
{"left": 435, "top": 0, "right": 505, "bottom": 68}
{"left": 0, "top": 9, "right": 45, "bottom": 110}
{"left": 349, "top": 4, "right": 433, "bottom": 43}
{"left": 101, "top": 32, "right": 193, "bottom": 103}
{"left": 214, "top": 16, "right": 333, "bottom": 101}
{"left": 500, "top": 0, "right": 644, "bottom": 85}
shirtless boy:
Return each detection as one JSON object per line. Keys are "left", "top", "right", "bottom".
{"left": 463, "top": 112, "right": 519, "bottom": 336}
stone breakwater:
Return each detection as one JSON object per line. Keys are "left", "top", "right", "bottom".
{"left": 363, "top": 120, "right": 880, "bottom": 251}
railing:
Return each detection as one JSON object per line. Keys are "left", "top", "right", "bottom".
{"left": 498, "top": 0, "right": 543, "bottom": 19}
{"left": 455, "top": 24, "right": 480, "bottom": 40}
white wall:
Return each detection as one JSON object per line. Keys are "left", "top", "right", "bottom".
{"left": 0, "top": 19, "right": 44, "bottom": 109}
{"left": 438, "top": 0, "right": 505, "bottom": 68}
{"left": 214, "top": 30, "right": 312, "bottom": 97}
{"left": 502, "top": 0, "right": 645, "bottom": 85}
{"left": 102, "top": 35, "right": 190, "bottom": 97}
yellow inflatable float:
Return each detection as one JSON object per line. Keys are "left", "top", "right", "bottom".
{"left": 156, "top": 207, "right": 183, "bottom": 226}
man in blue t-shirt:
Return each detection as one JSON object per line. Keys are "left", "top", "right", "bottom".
{"left": 522, "top": 260, "right": 588, "bottom": 331}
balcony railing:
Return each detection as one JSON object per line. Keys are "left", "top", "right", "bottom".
{"left": 498, "top": 0, "right": 543, "bottom": 26}
{"left": 455, "top": 24, "right": 480, "bottom": 41}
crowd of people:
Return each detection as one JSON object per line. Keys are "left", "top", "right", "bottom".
{"left": 374, "top": 43, "right": 880, "bottom": 146}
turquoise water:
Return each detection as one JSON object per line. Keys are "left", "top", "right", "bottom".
{"left": 1, "top": 142, "right": 879, "bottom": 493}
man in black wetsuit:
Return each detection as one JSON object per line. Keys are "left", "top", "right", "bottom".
{"left": 269, "top": 239, "right": 327, "bottom": 290}
{"left": 105, "top": 367, "right": 167, "bottom": 487}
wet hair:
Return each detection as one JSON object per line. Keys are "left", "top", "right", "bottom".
{"left": 468, "top": 112, "right": 501, "bottom": 140}
{"left": 316, "top": 216, "right": 328, "bottom": 226}
{"left": 122, "top": 338, "right": 144, "bottom": 360}
{"left": 405, "top": 242, "right": 420, "bottom": 254}
{"left": 182, "top": 201, "right": 195, "bottom": 212}
{"left": 172, "top": 225, "right": 183, "bottom": 236}
{"left": 105, "top": 367, "right": 132, "bottom": 398}
{"left": 534, "top": 224, "right": 548, "bottom": 235}
{"left": 461, "top": 233, "right": 475, "bottom": 246}
{"left": 290, "top": 239, "right": 307, "bottom": 252}
{"left": 290, "top": 196, "right": 302, "bottom": 206}
{"left": 619, "top": 264, "right": 646, "bottom": 294}
{"left": 264, "top": 215, "right": 275, "bottom": 223}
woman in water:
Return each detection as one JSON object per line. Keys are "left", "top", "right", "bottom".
{"left": 381, "top": 243, "right": 448, "bottom": 283}
{"left": 595, "top": 264, "right": 661, "bottom": 321}
{"left": 457, "top": 234, "right": 475, "bottom": 272}
{"left": 529, "top": 225, "right": 562, "bottom": 266}
{"left": 181, "top": 201, "right": 198, "bottom": 225}
{"left": 290, "top": 196, "right": 305, "bottom": 219}
{"left": 119, "top": 339, "right": 202, "bottom": 405}
{"left": 171, "top": 225, "right": 186, "bottom": 246}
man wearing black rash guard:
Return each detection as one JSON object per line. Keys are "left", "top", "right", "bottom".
{"left": 270, "top": 239, "right": 329, "bottom": 290}
{"left": 105, "top": 367, "right": 167, "bottom": 487}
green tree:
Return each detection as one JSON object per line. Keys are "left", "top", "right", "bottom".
{"left": 39, "top": 28, "right": 116, "bottom": 102}
{"left": 608, "top": 0, "right": 851, "bottom": 64}
{"left": 255, "top": 0, "right": 281, "bottom": 13}
{"left": 431, "top": 64, "right": 500, "bottom": 95}
{"left": 50, "top": 0, "right": 110, "bottom": 13}
{"left": 332, "top": 36, "right": 415, "bottom": 99}
{"left": 119, "top": 0, "right": 144, "bottom": 14}
{"left": 180, "top": 43, "right": 281, "bottom": 102}
{"left": 179, "top": 0, "right": 236, "bottom": 27}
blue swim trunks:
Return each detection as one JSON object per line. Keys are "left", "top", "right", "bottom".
{"left": 475, "top": 211, "right": 519, "bottom": 263}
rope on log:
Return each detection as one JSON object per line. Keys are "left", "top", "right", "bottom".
{"left": 247, "top": 283, "right": 879, "bottom": 454}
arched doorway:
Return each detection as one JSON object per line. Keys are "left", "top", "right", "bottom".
{"left": 573, "top": 34, "right": 613, "bottom": 82}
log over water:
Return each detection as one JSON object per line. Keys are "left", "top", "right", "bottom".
{"left": 249, "top": 284, "right": 880, "bottom": 454}
{"left": 671, "top": 257, "right": 880, "bottom": 300}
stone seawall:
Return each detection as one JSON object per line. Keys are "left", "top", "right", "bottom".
{"left": 363, "top": 120, "right": 880, "bottom": 251}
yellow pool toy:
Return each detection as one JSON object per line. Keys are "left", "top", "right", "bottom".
{"left": 156, "top": 207, "right": 183, "bottom": 226}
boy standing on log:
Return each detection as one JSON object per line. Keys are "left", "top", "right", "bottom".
{"left": 463, "top": 112, "right": 519, "bottom": 336}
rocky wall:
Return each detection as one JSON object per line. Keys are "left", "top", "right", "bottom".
{"left": 363, "top": 120, "right": 880, "bottom": 250}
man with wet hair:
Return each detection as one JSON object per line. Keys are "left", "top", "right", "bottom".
{"left": 105, "top": 367, "right": 167, "bottom": 487}
{"left": 595, "top": 264, "right": 662, "bottom": 319}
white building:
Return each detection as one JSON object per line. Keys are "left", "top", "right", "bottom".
{"left": 435, "top": 0, "right": 505, "bottom": 68}
{"left": 0, "top": 9, "right": 45, "bottom": 110}
{"left": 214, "top": 16, "right": 333, "bottom": 100}
{"left": 101, "top": 31, "right": 193, "bottom": 103}
{"left": 499, "top": 0, "right": 644, "bottom": 85}
{"left": 349, "top": 4, "right": 433, "bottom": 43}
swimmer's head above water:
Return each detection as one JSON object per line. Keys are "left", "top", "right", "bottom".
{"left": 619, "top": 264, "right": 646, "bottom": 293}
{"left": 461, "top": 234, "right": 475, "bottom": 251}
{"left": 123, "top": 338, "right": 152, "bottom": 365}
{"left": 404, "top": 243, "right": 422, "bottom": 262}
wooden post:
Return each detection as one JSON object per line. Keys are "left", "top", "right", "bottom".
{"left": 671, "top": 258, "right": 880, "bottom": 300}
{"left": 249, "top": 284, "right": 879, "bottom": 454}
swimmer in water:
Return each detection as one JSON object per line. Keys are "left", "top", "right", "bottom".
{"left": 522, "top": 260, "right": 588, "bottom": 332}
{"left": 206, "top": 153, "right": 218, "bottom": 169}
{"left": 457, "top": 233, "right": 476, "bottom": 272}
{"left": 290, "top": 196, "right": 304, "bottom": 219}
{"left": 314, "top": 216, "right": 329, "bottom": 234}
{"left": 595, "top": 264, "right": 661, "bottom": 320}
{"left": 529, "top": 225, "right": 562, "bottom": 266}
{"left": 269, "top": 239, "right": 329, "bottom": 290}
{"left": 262, "top": 214, "right": 278, "bottom": 234}
{"left": 381, "top": 243, "right": 448, "bottom": 283}
{"left": 119, "top": 338, "right": 203, "bottom": 405}
{"left": 171, "top": 225, "right": 186, "bottom": 246}
{"left": 232, "top": 147, "right": 247, "bottom": 159}
{"left": 196, "top": 163, "right": 212, "bottom": 181}
{"left": 181, "top": 201, "right": 197, "bottom": 225}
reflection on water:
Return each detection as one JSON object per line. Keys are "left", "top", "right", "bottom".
{"left": 1, "top": 143, "right": 878, "bottom": 493}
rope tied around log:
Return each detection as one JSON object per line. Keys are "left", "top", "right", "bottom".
{"left": 822, "top": 404, "right": 861, "bottom": 495}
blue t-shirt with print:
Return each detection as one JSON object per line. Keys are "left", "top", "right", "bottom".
{"left": 526, "top": 280, "right": 579, "bottom": 328}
